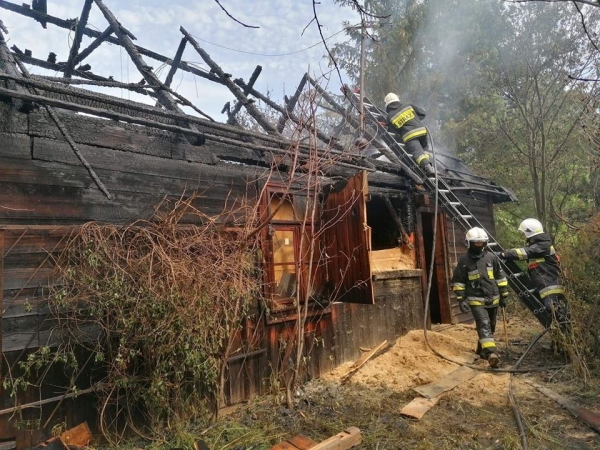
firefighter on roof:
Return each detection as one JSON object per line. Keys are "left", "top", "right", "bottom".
{"left": 496, "top": 218, "right": 568, "bottom": 324}
{"left": 452, "top": 227, "right": 510, "bottom": 368}
{"left": 384, "top": 92, "right": 436, "bottom": 177}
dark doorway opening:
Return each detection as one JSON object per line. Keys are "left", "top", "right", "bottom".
{"left": 420, "top": 212, "right": 452, "bottom": 325}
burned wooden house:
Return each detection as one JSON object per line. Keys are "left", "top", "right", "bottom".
{"left": 0, "top": 1, "right": 515, "bottom": 446}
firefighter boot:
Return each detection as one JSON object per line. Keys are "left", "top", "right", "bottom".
{"left": 422, "top": 163, "right": 435, "bottom": 178}
{"left": 487, "top": 353, "right": 500, "bottom": 369}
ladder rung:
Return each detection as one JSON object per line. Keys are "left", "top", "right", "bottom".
{"left": 486, "top": 242, "right": 498, "bottom": 247}
{"left": 439, "top": 189, "right": 450, "bottom": 194}
{"left": 509, "top": 272, "right": 524, "bottom": 278}
{"left": 461, "top": 215, "right": 473, "bottom": 219}
{"left": 449, "top": 202, "right": 461, "bottom": 206}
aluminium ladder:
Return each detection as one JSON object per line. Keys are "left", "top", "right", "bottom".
{"left": 343, "top": 87, "right": 553, "bottom": 328}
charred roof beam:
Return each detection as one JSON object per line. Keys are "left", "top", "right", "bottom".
{"left": 276, "top": 74, "right": 307, "bottom": 133}
{"left": 73, "top": 25, "right": 112, "bottom": 66}
{"left": 63, "top": 0, "right": 93, "bottom": 78}
{"left": 234, "top": 75, "right": 346, "bottom": 151}
{"left": 0, "top": 0, "right": 222, "bottom": 84}
{"left": 163, "top": 37, "right": 187, "bottom": 89}
{"left": 181, "top": 27, "right": 279, "bottom": 136}
{"left": 93, "top": 0, "right": 205, "bottom": 149}
{"left": 227, "top": 65, "right": 262, "bottom": 126}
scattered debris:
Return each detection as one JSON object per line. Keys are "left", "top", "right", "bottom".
{"left": 526, "top": 381, "right": 600, "bottom": 434}
{"left": 413, "top": 365, "right": 479, "bottom": 399}
{"left": 271, "top": 427, "right": 361, "bottom": 450}
{"left": 58, "top": 422, "right": 92, "bottom": 447}
{"left": 400, "top": 396, "right": 441, "bottom": 420}
{"left": 400, "top": 365, "right": 478, "bottom": 420}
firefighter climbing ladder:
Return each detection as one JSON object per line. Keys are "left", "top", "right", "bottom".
{"left": 343, "top": 87, "right": 553, "bottom": 329}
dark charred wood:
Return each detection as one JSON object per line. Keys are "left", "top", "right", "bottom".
{"left": 276, "top": 74, "right": 307, "bottom": 133}
{"left": 13, "top": 52, "right": 109, "bottom": 81}
{"left": 227, "top": 65, "right": 262, "bottom": 123}
{"left": 234, "top": 76, "right": 346, "bottom": 151}
{"left": 163, "top": 37, "right": 187, "bottom": 88}
{"left": 0, "top": 0, "right": 227, "bottom": 85}
{"left": 73, "top": 26, "right": 112, "bottom": 65}
{"left": 181, "top": 28, "right": 279, "bottom": 135}
{"left": 63, "top": 0, "right": 93, "bottom": 78}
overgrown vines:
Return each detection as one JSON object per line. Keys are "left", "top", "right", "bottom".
{"left": 8, "top": 195, "right": 263, "bottom": 442}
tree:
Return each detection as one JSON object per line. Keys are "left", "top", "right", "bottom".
{"left": 449, "top": 3, "right": 600, "bottom": 236}
{"left": 331, "top": 0, "right": 508, "bottom": 134}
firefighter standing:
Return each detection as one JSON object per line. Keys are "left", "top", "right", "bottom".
{"left": 384, "top": 92, "right": 436, "bottom": 177}
{"left": 496, "top": 218, "right": 568, "bottom": 324}
{"left": 452, "top": 227, "right": 510, "bottom": 368}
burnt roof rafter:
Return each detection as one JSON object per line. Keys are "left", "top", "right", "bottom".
{"left": 225, "top": 65, "right": 262, "bottom": 126}
{"left": 0, "top": 0, "right": 222, "bottom": 84}
{"left": 63, "top": 0, "right": 93, "bottom": 78}
{"left": 181, "top": 27, "right": 279, "bottom": 136}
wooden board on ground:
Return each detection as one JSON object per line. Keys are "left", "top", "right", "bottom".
{"left": 271, "top": 427, "right": 361, "bottom": 450}
{"left": 59, "top": 422, "right": 92, "bottom": 447}
{"left": 526, "top": 381, "right": 600, "bottom": 434}
{"left": 413, "top": 365, "right": 478, "bottom": 399}
{"left": 400, "top": 396, "right": 441, "bottom": 420}
{"left": 271, "top": 435, "right": 317, "bottom": 450}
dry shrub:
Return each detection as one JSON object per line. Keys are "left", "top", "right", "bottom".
{"left": 555, "top": 213, "right": 600, "bottom": 384}
{"left": 50, "top": 194, "right": 263, "bottom": 441}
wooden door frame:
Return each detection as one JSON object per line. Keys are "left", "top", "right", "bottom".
{"left": 416, "top": 207, "right": 453, "bottom": 325}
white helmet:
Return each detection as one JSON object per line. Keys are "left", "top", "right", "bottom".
{"left": 384, "top": 92, "right": 400, "bottom": 108}
{"left": 518, "top": 218, "right": 544, "bottom": 238}
{"left": 465, "top": 227, "right": 489, "bottom": 244}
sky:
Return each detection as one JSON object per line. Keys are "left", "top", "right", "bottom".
{"left": 1, "top": 0, "right": 360, "bottom": 121}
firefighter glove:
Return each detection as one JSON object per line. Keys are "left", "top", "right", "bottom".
{"left": 500, "top": 291, "right": 509, "bottom": 308}
{"left": 494, "top": 251, "right": 506, "bottom": 260}
{"left": 459, "top": 300, "right": 470, "bottom": 314}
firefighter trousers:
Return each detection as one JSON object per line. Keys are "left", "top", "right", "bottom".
{"left": 472, "top": 305, "right": 498, "bottom": 357}
{"left": 404, "top": 136, "right": 431, "bottom": 169}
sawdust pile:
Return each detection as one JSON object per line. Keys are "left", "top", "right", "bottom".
{"left": 324, "top": 324, "right": 511, "bottom": 402}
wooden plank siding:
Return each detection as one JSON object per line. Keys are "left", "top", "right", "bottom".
{"left": 332, "top": 270, "right": 423, "bottom": 365}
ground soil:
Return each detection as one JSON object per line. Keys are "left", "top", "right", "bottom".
{"left": 198, "top": 311, "right": 600, "bottom": 450}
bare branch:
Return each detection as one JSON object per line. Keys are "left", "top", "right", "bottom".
{"left": 572, "top": 0, "right": 600, "bottom": 53}
{"left": 505, "top": 0, "right": 600, "bottom": 7}
{"left": 213, "top": 0, "right": 259, "bottom": 28}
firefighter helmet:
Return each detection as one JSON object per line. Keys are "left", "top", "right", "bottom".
{"left": 518, "top": 218, "right": 544, "bottom": 238}
{"left": 384, "top": 92, "right": 400, "bottom": 108}
{"left": 465, "top": 227, "right": 489, "bottom": 245}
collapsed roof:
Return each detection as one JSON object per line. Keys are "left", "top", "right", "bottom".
{"left": 0, "top": 0, "right": 516, "bottom": 203}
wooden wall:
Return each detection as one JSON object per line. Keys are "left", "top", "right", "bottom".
{"left": 0, "top": 102, "right": 429, "bottom": 445}
{"left": 332, "top": 270, "right": 424, "bottom": 365}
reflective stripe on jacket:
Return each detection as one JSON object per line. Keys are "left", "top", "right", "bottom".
{"left": 503, "top": 233, "right": 564, "bottom": 298}
{"left": 452, "top": 250, "right": 509, "bottom": 308}
{"left": 385, "top": 101, "right": 428, "bottom": 144}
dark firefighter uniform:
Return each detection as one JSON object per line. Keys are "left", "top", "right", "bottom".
{"left": 500, "top": 233, "right": 566, "bottom": 318}
{"left": 452, "top": 250, "right": 509, "bottom": 358}
{"left": 385, "top": 101, "right": 432, "bottom": 172}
